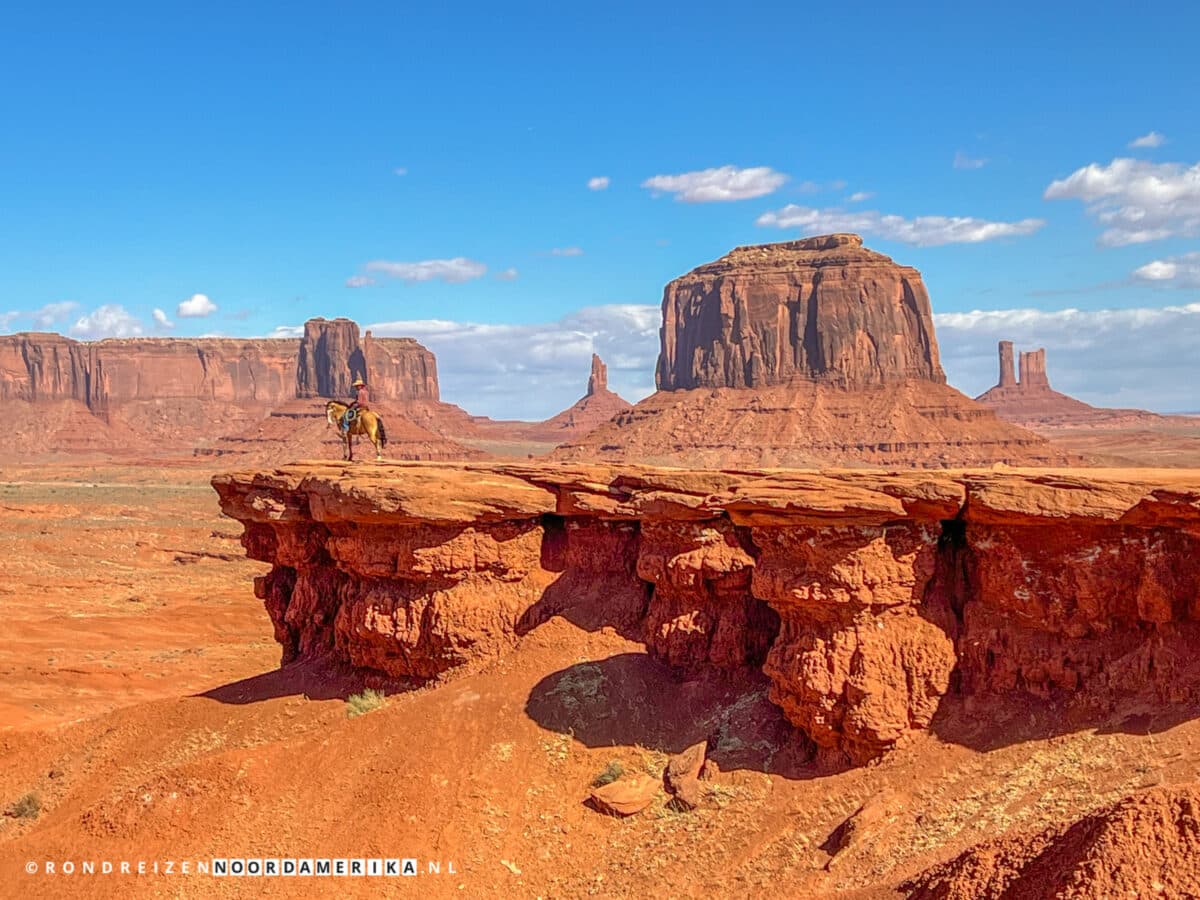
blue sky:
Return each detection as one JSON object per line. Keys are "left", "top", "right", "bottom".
{"left": 2, "top": 2, "right": 1198, "bottom": 417}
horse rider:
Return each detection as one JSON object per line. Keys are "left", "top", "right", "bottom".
{"left": 342, "top": 377, "right": 370, "bottom": 431}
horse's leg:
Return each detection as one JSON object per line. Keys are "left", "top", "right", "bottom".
{"left": 372, "top": 422, "right": 382, "bottom": 461}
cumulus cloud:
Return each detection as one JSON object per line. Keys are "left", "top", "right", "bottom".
{"left": 494, "top": 267, "right": 520, "bottom": 281}
{"left": 345, "top": 275, "right": 376, "bottom": 288}
{"left": 1132, "top": 252, "right": 1200, "bottom": 287}
{"left": 0, "top": 311, "right": 20, "bottom": 330}
{"left": 152, "top": 308, "right": 174, "bottom": 329}
{"left": 30, "top": 301, "right": 80, "bottom": 328}
{"left": 642, "top": 165, "right": 788, "bottom": 202}
{"left": 587, "top": 176, "right": 610, "bottom": 191}
{"left": 755, "top": 204, "right": 1044, "bottom": 246}
{"left": 361, "top": 304, "right": 661, "bottom": 419}
{"left": 953, "top": 151, "right": 988, "bottom": 170}
{"left": 265, "top": 324, "right": 304, "bottom": 339}
{"left": 177, "top": 293, "right": 217, "bottom": 317}
{"left": 935, "top": 303, "right": 1200, "bottom": 412}
{"left": 1043, "top": 157, "right": 1200, "bottom": 246}
{"left": 393, "top": 166, "right": 408, "bottom": 176}
{"left": 549, "top": 247, "right": 584, "bottom": 257}
{"left": 69, "top": 305, "right": 145, "bottom": 339}
{"left": 1129, "top": 131, "right": 1166, "bottom": 149}
{"left": 847, "top": 191, "right": 875, "bottom": 203}
{"left": 363, "top": 257, "right": 487, "bottom": 284}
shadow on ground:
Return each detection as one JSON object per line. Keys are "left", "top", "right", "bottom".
{"left": 199, "top": 660, "right": 418, "bottom": 705}
{"left": 525, "top": 651, "right": 821, "bottom": 779}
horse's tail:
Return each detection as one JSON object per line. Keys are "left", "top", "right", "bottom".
{"left": 376, "top": 416, "right": 387, "bottom": 448}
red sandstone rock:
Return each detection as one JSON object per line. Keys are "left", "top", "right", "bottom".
{"left": 558, "top": 235, "right": 1072, "bottom": 468}
{"left": 495, "top": 354, "right": 633, "bottom": 445}
{"left": 213, "top": 461, "right": 1200, "bottom": 765}
{"left": 362, "top": 331, "right": 439, "bottom": 402}
{"left": 656, "top": 233, "right": 945, "bottom": 390}
{"left": 589, "top": 773, "right": 660, "bottom": 816}
{"left": 904, "top": 784, "right": 1200, "bottom": 898}
{"left": 975, "top": 340, "right": 1200, "bottom": 441}
{"left": 664, "top": 742, "right": 707, "bottom": 792}
{"left": 295, "top": 318, "right": 364, "bottom": 399}
{"left": 556, "top": 380, "right": 1072, "bottom": 469}
{"left": 587, "top": 354, "right": 607, "bottom": 395}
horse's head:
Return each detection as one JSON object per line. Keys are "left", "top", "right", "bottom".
{"left": 325, "top": 400, "right": 340, "bottom": 426}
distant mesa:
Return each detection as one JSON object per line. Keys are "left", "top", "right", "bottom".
{"left": 559, "top": 234, "right": 1071, "bottom": 468}
{"left": 0, "top": 318, "right": 472, "bottom": 462}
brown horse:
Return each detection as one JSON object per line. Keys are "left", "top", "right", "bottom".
{"left": 325, "top": 401, "right": 389, "bottom": 461}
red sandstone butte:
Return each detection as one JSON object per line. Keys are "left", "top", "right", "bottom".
{"left": 213, "top": 460, "right": 1200, "bottom": 766}
{"left": 558, "top": 234, "right": 1070, "bottom": 468}
{"left": 655, "top": 233, "right": 944, "bottom": 390}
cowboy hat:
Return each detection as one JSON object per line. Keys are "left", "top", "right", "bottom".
{"left": 352, "top": 378, "right": 366, "bottom": 387}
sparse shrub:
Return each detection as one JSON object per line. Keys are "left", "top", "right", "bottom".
{"left": 591, "top": 760, "right": 626, "bottom": 787}
{"left": 345, "top": 688, "right": 386, "bottom": 718}
{"left": 5, "top": 793, "right": 40, "bottom": 820}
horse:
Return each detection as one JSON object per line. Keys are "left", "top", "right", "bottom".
{"left": 325, "top": 400, "right": 389, "bottom": 461}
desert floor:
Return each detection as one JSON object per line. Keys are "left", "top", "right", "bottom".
{"left": 3, "top": 462, "right": 1199, "bottom": 899}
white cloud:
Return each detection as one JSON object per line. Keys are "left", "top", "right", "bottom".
{"left": 550, "top": 247, "right": 584, "bottom": 257}
{"left": 953, "top": 151, "right": 988, "bottom": 170}
{"left": 935, "top": 303, "right": 1200, "bottom": 412}
{"left": 177, "top": 293, "right": 218, "bottom": 318}
{"left": 394, "top": 166, "right": 408, "bottom": 176}
{"left": 363, "top": 257, "right": 487, "bottom": 283}
{"left": 1129, "top": 132, "right": 1166, "bottom": 149}
{"left": 345, "top": 275, "right": 376, "bottom": 288}
{"left": 361, "top": 304, "right": 660, "bottom": 419}
{"left": 755, "top": 204, "right": 1044, "bottom": 246}
{"left": 265, "top": 325, "right": 304, "bottom": 339}
{"left": 1132, "top": 252, "right": 1200, "bottom": 287}
{"left": 847, "top": 191, "right": 875, "bottom": 203}
{"left": 1043, "top": 157, "right": 1200, "bottom": 246}
{"left": 587, "top": 176, "right": 610, "bottom": 191}
{"left": 494, "top": 267, "right": 520, "bottom": 281}
{"left": 69, "top": 305, "right": 145, "bottom": 339}
{"left": 642, "top": 165, "right": 788, "bottom": 203}
{"left": 152, "top": 308, "right": 174, "bottom": 329}
{"left": 30, "top": 301, "right": 80, "bottom": 328}
{"left": 0, "top": 311, "right": 20, "bottom": 330}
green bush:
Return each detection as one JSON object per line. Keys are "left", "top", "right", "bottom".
{"left": 345, "top": 688, "right": 387, "bottom": 718}
{"left": 591, "top": 760, "right": 625, "bottom": 787}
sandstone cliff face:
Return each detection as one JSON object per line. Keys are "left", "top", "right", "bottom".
{"left": 0, "top": 333, "right": 297, "bottom": 408}
{"left": 215, "top": 461, "right": 1200, "bottom": 766}
{"left": 87, "top": 338, "right": 298, "bottom": 411}
{"left": 0, "top": 333, "right": 90, "bottom": 402}
{"left": 656, "top": 233, "right": 945, "bottom": 391}
{"left": 295, "top": 318, "right": 364, "bottom": 400}
{"left": 363, "top": 331, "right": 439, "bottom": 402}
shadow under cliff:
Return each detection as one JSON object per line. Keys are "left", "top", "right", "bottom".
{"left": 524, "top": 652, "right": 823, "bottom": 780}
{"left": 199, "top": 659, "right": 419, "bottom": 705}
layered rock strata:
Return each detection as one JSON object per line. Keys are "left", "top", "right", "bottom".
{"left": 215, "top": 461, "right": 1200, "bottom": 765}
{"left": 655, "top": 233, "right": 944, "bottom": 390}
{"left": 562, "top": 235, "right": 1071, "bottom": 467}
